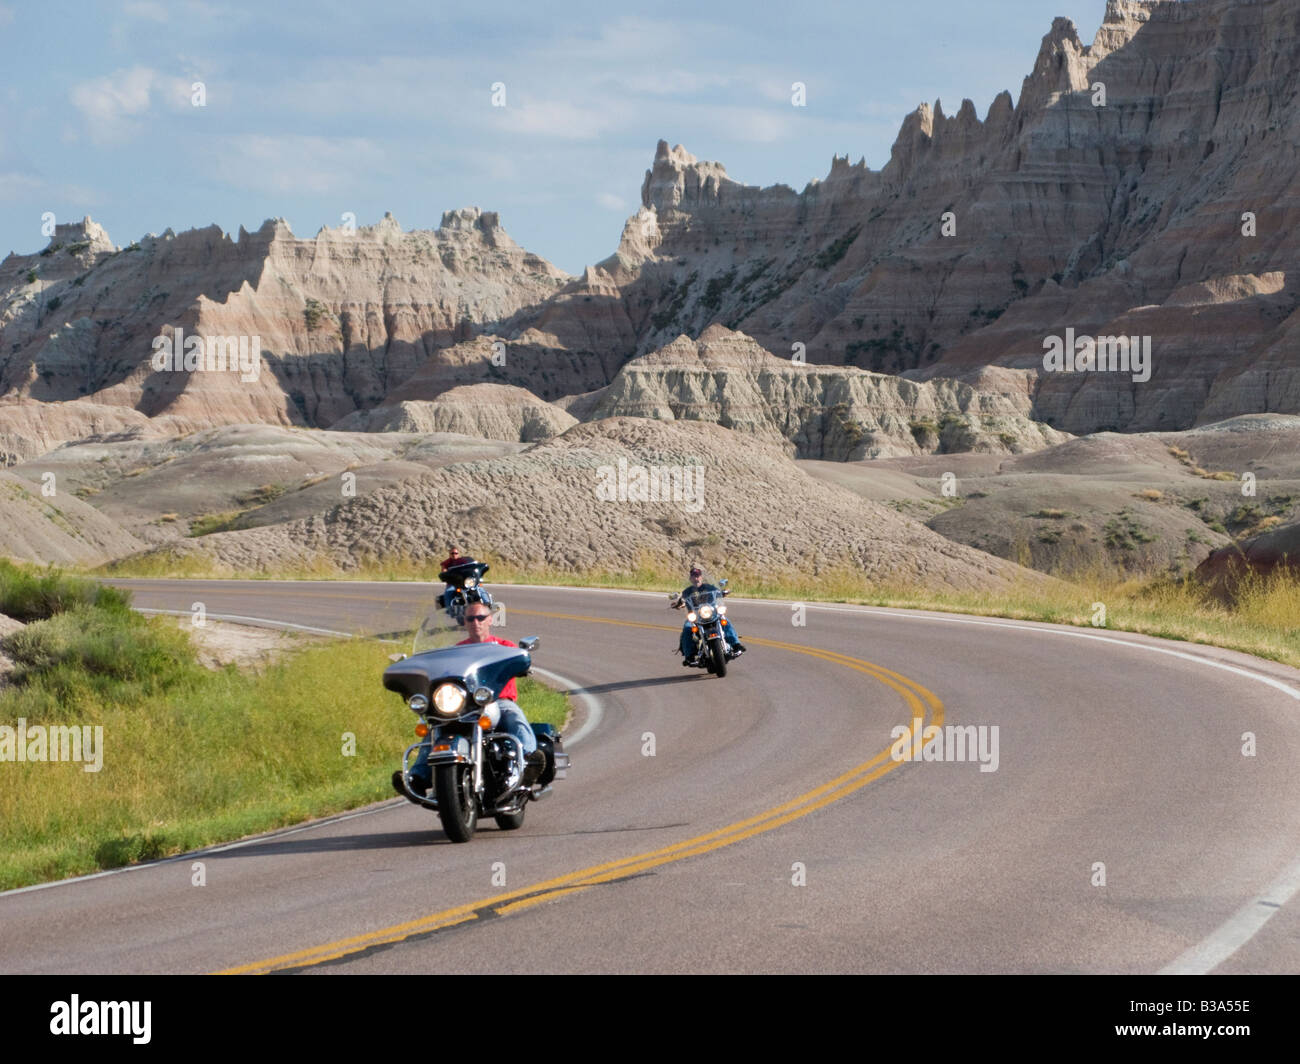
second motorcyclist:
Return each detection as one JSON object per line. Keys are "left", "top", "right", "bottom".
{"left": 672, "top": 565, "right": 746, "bottom": 666}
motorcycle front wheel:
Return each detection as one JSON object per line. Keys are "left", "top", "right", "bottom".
{"left": 435, "top": 763, "right": 479, "bottom": 842}
{"left": 709, "top": 635, "right": 727, "bottom": 677}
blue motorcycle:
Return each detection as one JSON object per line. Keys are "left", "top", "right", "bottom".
{"left": 385, "top": 634, "right": 568, "bottom": 842}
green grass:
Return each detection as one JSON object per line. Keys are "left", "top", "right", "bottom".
{"left": 516, "top": 674, "right": 568, "bottom": 728}
{"left": 0, "top": 633, "right": 573, "bottom": 891}
{"left": 0, "top": 561, "right": 573, "bottom": 890}
{"left": 0, "top": 558, "right": 130, "bottom": 621}
{"left": 188, "top": 511, "right": 243, "bottom": 537}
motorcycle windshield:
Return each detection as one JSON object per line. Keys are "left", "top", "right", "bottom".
{"left": 439, "top": 560, "right": 489, "bottom": 586}
{"left": 412, "top": 610, "right": 466, "bottom": 656}
{"left": 684, "top": 588, "right": 721, "bottom": 610}
{"left": 384, "top": 641, "right": 531, "bottom": 703}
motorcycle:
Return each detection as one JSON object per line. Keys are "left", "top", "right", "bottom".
{"left": 385, "top": 618, "right": 568, "bottom": 842}
{"left": 670, "top": 577, "right": 740, "bottom": 677}
{"left": 436, "top": 559, "right": 491, "bottom": 626}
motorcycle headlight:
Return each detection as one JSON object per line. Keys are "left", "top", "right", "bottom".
{"left": 431, "top": 682, "right": 467, "bottom": 718}
{"left": 717, "top": 604, "right": 726, "bottom": 615}
{"left": 408, "top": 693, "right": 429, "bottom": 714}
{"left": 465, "top": 577, "right": 477, "bottom": 589}
{"left": 697, "top": 604, "right": 715, "bottom": 620}
{"left": 473, "top": 686, "right": 493, "bottom": 706}
{"left": 687, "top": 611, "right": 697, "bottom": 623}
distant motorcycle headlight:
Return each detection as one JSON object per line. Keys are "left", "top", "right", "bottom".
{"left": 687, "top": 611, "right": 697, "bottom": 623}
{"left": 717, "top": 604, "right": 726, "bottom": 615}
{"left": 473, "top": 686, "right": 493, "bottom": 706}
{"left": 431, "top": 682, "right": 467, "bottom": 718}
{"left": 408, "top": 693, "right": 429, "bottom": 714}
{"left": 697, "top": 604, "right": 715, "bottom": 620}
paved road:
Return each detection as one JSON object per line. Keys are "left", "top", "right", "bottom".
{"left": 2, "top": 579, "right": 1298, "bottom": 974}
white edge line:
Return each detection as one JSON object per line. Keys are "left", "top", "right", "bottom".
{"left": 1159, "top": 852, "right": 1300, "bottom": 975}
{"left": 530, "top": 665, "right": 603, "bottom": 747}
{"left": 135, "top": 607, "right": 353, "bottom": 638}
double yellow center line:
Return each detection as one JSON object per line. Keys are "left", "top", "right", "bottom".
{"left": 219, "top": 614, "right": 942, "bottom": 974}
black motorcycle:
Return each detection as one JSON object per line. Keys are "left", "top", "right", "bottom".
{"left": 437, "top": 559, "right": 491, "bottom": 625}
{"left": 385, "top": 636, "right": 568, "bottom": 842}
{"left": 671, "top": 578, "right": 740, "bottom": 677}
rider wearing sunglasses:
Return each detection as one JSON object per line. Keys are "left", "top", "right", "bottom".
{"left": 395, "top": 594, "right": 545, "bottom": 801}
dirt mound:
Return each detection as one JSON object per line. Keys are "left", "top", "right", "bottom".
{"left": 331, "top": 383, "right": 577, "bottom": 442}
{"left": 141, "top": 418, "right": 1042, "bottom": 590}
{"left": 0, "top": 471, "right": 144, "bottom": 565}
{"left": 1197, "top": 518, "right": 1300, "bottom": 587}
{"left": 9, "top": 424, "right": 527, "bottom": 544}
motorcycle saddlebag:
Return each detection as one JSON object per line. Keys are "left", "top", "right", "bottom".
{"left": 530, "top": 723, "right": 569, "bottom": 784}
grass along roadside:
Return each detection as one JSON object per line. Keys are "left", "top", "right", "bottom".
{"left": 0, "top": 563, "right": 572, "bottom": 890}
{"left": 99, "top": 552, "right": 1300, "bottom": 671}
{"left": 1, "top": 643, "right": 571, "bottom": 891}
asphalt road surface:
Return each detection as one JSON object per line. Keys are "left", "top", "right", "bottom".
{"left": 2, "top": 579, "right": 1298, "bottom": 974}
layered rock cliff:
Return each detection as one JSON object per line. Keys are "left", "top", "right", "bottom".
{"left": 499, "top": 0, "right": 1300, "bottom": 435}
{"left": 3, "top": 0, "right": 1297, "bottom": 464}
{"left": 0, "top": 211, "right": 569, "bottom": 460}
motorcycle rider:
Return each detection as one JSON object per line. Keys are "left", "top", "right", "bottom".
{"left": 672, "top": 565, "right": 745, "bottom": 666}
{"left": 394, "top": 592, "right": 547, "bottom": 801}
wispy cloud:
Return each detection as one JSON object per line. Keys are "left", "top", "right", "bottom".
{"left": 0, "top": 171, "right": 99, "bottom": 207}
{"left": 0, "top": 171, "right": 43, "bottom": 200}
{"left": 205, "top": 135, "right": 388, "bottom": 195}
{"left": 69, "top": 66, "right": 192, "bottom": 143}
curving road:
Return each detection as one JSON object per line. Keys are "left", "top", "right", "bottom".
{"left": 2, "top": 579, "right": 1298, "bottom": 974}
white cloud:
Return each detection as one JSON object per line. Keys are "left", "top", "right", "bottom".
{"left": 0, "top": 172, "right": 98, "bottom": 207}
{"left": 0, "top": 172, "right": 43, "bottom": 200}
{"left": 0, "top": 4, "right": 13, "bottom": 28}
{"left": 597, "top": 193, "right": 626, "bottom": 211}
{"left": 205, "top": 135, "right": 387, "bottom": 195}
{"left": 495, "top": 99, "right": 617, "bottom": 141}
{"left": 69, "top": 66, "right": 194, "bottom": 142}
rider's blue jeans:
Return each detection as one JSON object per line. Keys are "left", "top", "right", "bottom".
{"left": 679, "top": 619, "right": 740, "bottom": 658}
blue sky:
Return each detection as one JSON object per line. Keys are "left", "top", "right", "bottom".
{"left": 1, "top": 1, "right": 1109, "bottom": 274}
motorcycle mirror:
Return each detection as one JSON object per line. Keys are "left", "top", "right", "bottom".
{"left": 387, "top": 652, "right": 407, "bottom": 663}
{"left": 519, "top": 636, "right": 540, "bottom": 652}
{"left": 720, "top": 578, "right": 728, "bottom": 586}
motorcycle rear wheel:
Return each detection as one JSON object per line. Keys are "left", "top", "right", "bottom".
{"left": 709, "top": 635, "right": 727, "bottom": 677}
{"left": 435, "top": 763, "right": 478, "bottom": 842}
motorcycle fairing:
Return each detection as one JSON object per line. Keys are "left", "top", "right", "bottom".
{"left": 383, "top": 642, "right": 531, "bottom": 703}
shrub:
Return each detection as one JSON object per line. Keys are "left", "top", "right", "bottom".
{"left": 1, "top": 606, "right": 202, "bottom": 707}
{"left": 814, "top": 225, "right": 861, "bottom": 269}
{"left": 303, "top": 298, "right": 327, "bottom": 331}
{"left": 0, "top": 560, "right": 129, "bottom": 622}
